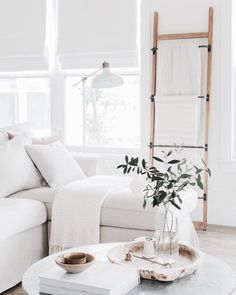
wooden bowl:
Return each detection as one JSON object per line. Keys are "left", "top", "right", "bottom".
{"left": 55, "top": 253, "right": 95, "bottom": 273}
{"left": 64, "top": 252, "right": 87, "bottom": 264}
{"left": 107, "top": 241, "right": 204, "bottom": 281}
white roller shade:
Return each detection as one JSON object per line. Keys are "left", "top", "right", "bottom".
{"left": 58, "top": 0, "right": 138, "bottom": 69}
{"left": 0, "top": 0, "right": 47, "bottom": 71}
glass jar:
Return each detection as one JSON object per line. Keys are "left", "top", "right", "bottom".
{"left": 155, "top": 204, "right": 179, "bottom": 264}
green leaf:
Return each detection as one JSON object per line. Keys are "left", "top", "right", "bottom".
{"left": 170, "top": 191, "right": 176, "bottom": 199}
{"left": 169, "top": 179, "right": 177, "bottom": 183}
{"left": 178, "top": 181, "right": 189, "bottom": 191}
{"left": 125, "top": 155, "right": 128, "bottom": 163}
{"left": 142, "top": 159, "right": 146, "bottom": 169}
{"left": 167, "top": 151, "right": 173, "bottom": 157}
{"left": 194, "top": 166, "right": 203, "bottom": 174}
{"left": 196, "top": 175, "right": 204, "bottom": 190}
{"left": 177, "top": 196, "right": 183, "bottom": 204}
{"left": 143, "top": 199, "right": 147, "bottom": 209}
{"left": 207, "top": 168, "right": 212, "bottom": 177}
{"left": 170, "top": 200, "right": 181, "bottom": 210}
{"left": 180, "top": 174, "right": 192, "bottom": 179}
{"left": 117, "top": 164, "right": 124, "bottom": 169}
{"left": 167, "top": 182, "right": 173, "bottom": 189}
{"left": 177, "top": 164, "right": 182, "bottom": 173}
{"left": 156, "top": 191, "right": 167, "bottom": 205}
{"left": 168, "top": 160, "right": 180, "bottom": 164}
{"left": 156, "top": 172, "right": 164, "bottom": 177}
{"left": 156, "top": 181, "right": 164, "bottom": 189}
{"left": 201, "top": 159, "right": 207, "bottom": 167}
{"left": 153, "top": 156, "right": 164, "bottom": 163}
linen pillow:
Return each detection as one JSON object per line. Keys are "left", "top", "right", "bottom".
{"left": 26, "top": 142, "right": 86, "bottom": 188}
{"left": 32, "top": 134, "right": 63, "bottom": 145}
{"left": 0, "top": 136, "right": 43, "bottom": 198}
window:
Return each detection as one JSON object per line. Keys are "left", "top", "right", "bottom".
{"left": 0, "top": 77, "right": 50, "bottom": 137}
{"left": 65, "top": 72, "right": 140, "bottom": 151}
{"left": 233, "top": 0, "right": 236, "bottom": 160}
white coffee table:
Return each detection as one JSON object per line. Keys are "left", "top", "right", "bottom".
{"left": 23, "top": 243, "right": 236, "bottom": 295}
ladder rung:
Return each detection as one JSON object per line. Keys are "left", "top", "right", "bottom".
{"left": 149, "top": 144, "right": 205, "bottom": 149}
{"left": 198, "top": 194, "right": 207, "bottom": 201}
{"left": 198, "top": 44, "right": 211, "bottom": 52}
{"left": 156, "top": 32, "right": 208, "bottom": 41}
{"left": 198, "top": 95, "right": 210, "bottom": 101}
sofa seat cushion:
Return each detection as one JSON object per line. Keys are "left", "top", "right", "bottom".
{"left": 0, "top": 198, "right": 46, "bottom": 241}
{"left": 9, "top": 187, "right": 57, "bottom": 221}
{"left": 10, "top": 185, "right": 197, "bottom": 231}
{"left": 101, "top": 188, "right": 157, "bottom": 230}
{"left": 101, "top": 188, "right": 198, "bottom": 231}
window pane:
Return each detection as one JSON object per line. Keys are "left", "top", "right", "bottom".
{"left": 65, "top": 74, "right": 140, "bottom": 149}
{"left": 27, "top": 92, "right": 50, "bottom": 135}
{"left": 0, "top": 93, "right": 17, "bottom": 126}
{"left": 0, "top": 77, "right": 50, "bottom": 137}
{"left": 65, "top": 77, "right": 84, "bottom": 146}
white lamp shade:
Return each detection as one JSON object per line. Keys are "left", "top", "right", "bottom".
{"left": 91, "top": 63, "right": 123, "bottom": 88}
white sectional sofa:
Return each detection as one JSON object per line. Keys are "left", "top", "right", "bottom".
{"left": 0, "top": 198, "right": 48, "bottom": 293}
{"left": 10, "top": 155, "right": 159, "bottom": 241}
{"left": 0, "top": 124, "right": 199, "bottom": 292}
{"left": 10, "top": 154, "right": 198, "bottom": 245}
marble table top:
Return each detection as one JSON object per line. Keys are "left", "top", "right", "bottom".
{"left": 23, "top": 243, "right": 236, "bottom": 295}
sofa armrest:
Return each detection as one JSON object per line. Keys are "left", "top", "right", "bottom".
{"left": 72, "top": 153, "right": 108, "bottom": 177}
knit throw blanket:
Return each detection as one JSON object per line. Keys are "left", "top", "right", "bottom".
{"left": 49, "top": 175, "right": 131, "bottom": 254}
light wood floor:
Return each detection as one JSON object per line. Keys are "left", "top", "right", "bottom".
{"left": 2, "top": 225, "right": 236, "bottom": 295}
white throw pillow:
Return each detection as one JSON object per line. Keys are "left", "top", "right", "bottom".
{"left": 26, "top": 142, "right": 86, "bottom": 188}
{"left": 32, "top": 133, "right": 63, "bottom": 145}
{"left": 0, "top": 136, "right": 42, "bottom": 198}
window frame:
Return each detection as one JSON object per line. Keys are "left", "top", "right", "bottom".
{"left": 0, "top": 69, "right": 141, "bottom": 155}
{"left": 0, "top": 71, "right": 52, "bottom": 134}
{"left": 0, "top": 0, "right": 142, "bottom": 156}
{"left": 62, "top": 68, "right": 141, "bottom": 155}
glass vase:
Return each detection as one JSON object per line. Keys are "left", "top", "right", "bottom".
{"left": 155, "top": 204, "right": 179, "bottom": 264}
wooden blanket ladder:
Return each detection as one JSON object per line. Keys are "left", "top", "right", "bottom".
{"left": 149, "top": 7, "right": 213, "bottom": 230}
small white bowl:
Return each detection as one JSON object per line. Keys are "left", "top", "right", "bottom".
{"left": 55, "top": 253, "right": 95, "bottom": 273}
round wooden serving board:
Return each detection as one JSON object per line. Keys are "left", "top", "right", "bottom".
{"left": 107, "top": 241, "right": 204, "bottom": 281}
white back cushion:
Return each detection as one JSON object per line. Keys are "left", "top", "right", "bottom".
{"left": 0, "top": 136, "right": 42, "bottom": 198}
{"left": 32, "top": 134, "right": 63, "bottom": 145}
{"left": 26, "top": 142, "right": 86, "bottom": 188}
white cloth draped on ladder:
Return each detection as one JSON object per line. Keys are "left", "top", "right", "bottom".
{"left": 156, "top": 39, "right": 207, "bottom": 145}
{"left": 157, "top": 39, "right": 207, "bottom": 96}
{"left": 155, "top": 95, "right": 200, "bottom": 145}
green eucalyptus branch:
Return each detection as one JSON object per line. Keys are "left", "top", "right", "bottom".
{"left": 117, "top": 148, "right": 211, "bottom": 210}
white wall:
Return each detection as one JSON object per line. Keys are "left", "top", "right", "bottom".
{"left": 140, "top": 0, "right": 236, "bottom": 226}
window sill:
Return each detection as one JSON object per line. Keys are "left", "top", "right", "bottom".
{"left": 66, "top": 145, "right": 141, "bottom": 156}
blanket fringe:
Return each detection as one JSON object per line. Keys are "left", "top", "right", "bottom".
{"left": 49, "top": 244, "right": 69, "bottom": 255}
